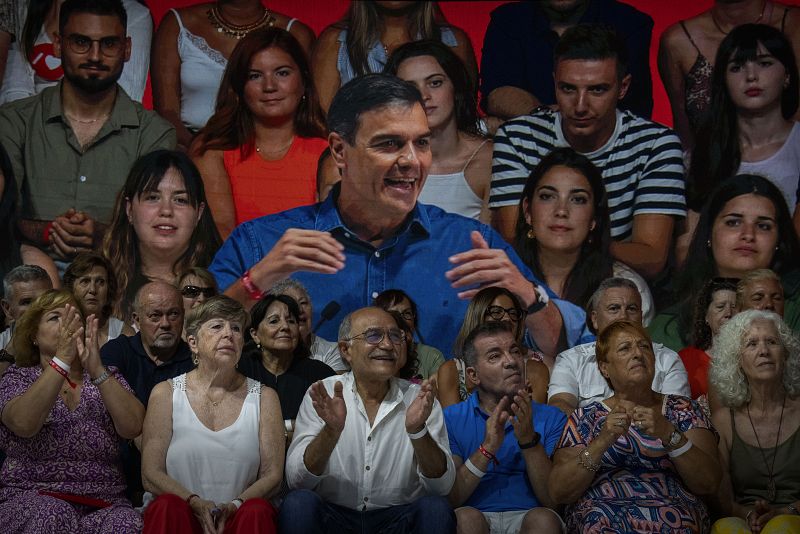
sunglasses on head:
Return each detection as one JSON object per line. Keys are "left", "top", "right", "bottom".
{"left": 181, "top": 285, "right": 216, "bottom": 299}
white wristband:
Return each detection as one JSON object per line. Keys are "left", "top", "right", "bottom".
{"left": 464, "top": 458, "right": 486, "bottom": 478}
{"left": 231, "top": 498, "right": 243, "bottom": 510}
{"left": 52, "top": 356, "right": 70, "bottom": 372}
{"left": 407, "top": 425, "right": 428, "bottom": 440}
{"left": 667, "top": 438, "right": 693, "bottom": 458}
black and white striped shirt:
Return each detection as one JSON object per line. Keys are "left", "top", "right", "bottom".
{"left": 490, "top": 109, "right": 686, "bottom": 240}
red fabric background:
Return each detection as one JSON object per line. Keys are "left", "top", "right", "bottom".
{"left": 144, "top": 0, "right": 800, "bottom": 127}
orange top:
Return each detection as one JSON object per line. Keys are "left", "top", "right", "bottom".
{"left": 223, "top": 136, "right": 328, "bottom": 225}
{"left": 678, "top": 346, "right": 711, "bottom": 399}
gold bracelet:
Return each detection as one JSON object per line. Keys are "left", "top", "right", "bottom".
{"left": 577, "top": 448, "right": 601, "bottom": 472}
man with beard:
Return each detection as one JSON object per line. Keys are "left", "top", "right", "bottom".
{"left": 0, "top": 0, "right": 174, "bottom": 265}
{"left": 480, "top": 0, "right": 653, "bottom": 121}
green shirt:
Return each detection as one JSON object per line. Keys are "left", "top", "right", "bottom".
{"left": 0, "top": 82, "right": 176, "bottom": 223}
{"left": 415, "top": 342, "right": 445, "bottom": 379}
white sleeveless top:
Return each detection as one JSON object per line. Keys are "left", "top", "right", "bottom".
{"left": 738, "top": 122, "right": 800, "bottom": 211}
{"left": 418, "top": 139, "right": 488, "bottom": 219}
{"left": 165, "top": 373, "right": 261, "bottom": 503}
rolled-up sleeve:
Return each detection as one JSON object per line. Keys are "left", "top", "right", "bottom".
{"left": 417, "top": 400, "right": 456, "bottom": 495}
{"left": 285, "top": 388, "right": 326, "bottom": 491}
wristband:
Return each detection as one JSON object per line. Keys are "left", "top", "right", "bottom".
{"left": 231, "top": 498, "right": 243, "bottom": 510}
{"left": 52, "top": 356, "right": 71, "bottom": 372}
{"left": 667, "top": 438, "right": 693, "bottom": 458}
{"left": 407, "top": 425, "right": 428, "bottom": 440}
{"left": 518, "top": 432, "right": 541, "bottom": 449}
{"left": 91, "top": 368, "right": 110, "bottom": 386}
{"left": 464, "top": 458, "right": 486, "bottom": 478}
{"left": 240, "top": 270, "right": 265, "bottom": 301}
{"left": 42, "top": 221, "right": 54, "bottom": 245}
{"left": 186, "top": 494, "right": 200, "bottom": 505}
{"left": 48, "top": 359, "right": 77, "bottom": 389}
{"left": 478, "top": 444, "right": 499, "bottom": 466}
{"left": 577, "top": 448, "right": 601, "bottom": 472}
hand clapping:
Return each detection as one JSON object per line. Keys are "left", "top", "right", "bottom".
{"left": 406, "top": 379, "right": 437, "bottom": 434}
{"left": 309, "top": 380, "right": 347, "bottom": 433}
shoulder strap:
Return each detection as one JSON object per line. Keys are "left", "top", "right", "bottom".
{"left": 286, "top": 17, "right": 297, "bottom": 32}
{"left": 781, "top": 7, "right": 790, "bottom": 32}
{"left": 729, "top": 407, "right": 737, "bottom": 431}
{"left": 247, "top": 378, "right": 261, "bottom": 395}
{"left": 679, "top": 21, "right": 702, "bottom": 55}
{"left": 461, "top": 138, "right": 490, "bottom": 173}
{"left": 170, "top": 8, "right": 186, "bottom": 31}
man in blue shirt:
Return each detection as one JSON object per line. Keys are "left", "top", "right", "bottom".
{"left": 444, "top": 322, "right": 566, "bottom": 533}
{"left": 210, "top": 74, "right": 586, "bottom": 357}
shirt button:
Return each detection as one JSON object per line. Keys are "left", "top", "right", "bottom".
{"left": 344, "top": 232, "right": 351, "bottom": 238}
{"left": 364, "top": 497, "right": 369, "bottom": 502}
{"left": 365, "top": 465, "right": 370, "bottom": 471}
{"left": 374, "top": 251, "right": 381, "bottom": 258}
{"left": 371, "top": 291, "right": 378, "bottom": 299}
{"left": 79, "top": 175, "right": 87, "bottom": 182}
{"left": 367, "top": 436, "right": 372, "bottom": 441}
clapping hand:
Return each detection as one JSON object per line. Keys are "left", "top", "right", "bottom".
{"left": 55, "top": 304, "right": 84, "bottom": 365}
{"left": 510, "top": 387, "right": 535, "bottom": 444}
{"left": 309, "top": 381, "right": 347, "bottom": 434}
{"left": 483, "top": 396, "right": 511, "bottom": 454}
{"left": 406, "top": 379, "right": 437, "bottom": 434}
{"left": 76, "top": 314, "right": 104, "bottom": 379}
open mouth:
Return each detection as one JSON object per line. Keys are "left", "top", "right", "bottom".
{"left": 385, "top": 178, "right": 416, "bottom": 192}
{"left": 153, "top": 225, "right": 177, "bottom": 235}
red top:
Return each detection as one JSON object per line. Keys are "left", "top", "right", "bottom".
{"left": 224, "top": 136, "right": 328, "bottom": 225}
{"left": 678, "top": 346, "right": 711, "bottom": 399}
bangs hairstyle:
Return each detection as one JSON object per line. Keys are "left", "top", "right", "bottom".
{"left": 514, "top": 147, "right": 612, "bottom": 309}
{"left": 689, "top": 277, "right": 740, "bottom": 350}
{"left": 11, "top": 290, "right": 80, "bottom": 367}
{"left": 383, "top": 40, "right": 481, "bottom": 136}
{"left": 195, "top": 27, "right": 326, "bottom": 158}
{"left": 387, "top": 309, "right": 418, "bottom": 380}
{"left": 179, "top": 266, "right": 218, "bottom": 291}
{"left": 554, "top": 23, "right": 628, "bottom": 79}
{"left": 63, "top": 252, "right": 118, "bottom": 320}
{"left": 103, "top": 150, "right": 222, "bottom": 305}
{"left": 688, "top": 24, "right": 799, "bottom": 210}
{"left": 710, "top": 310, "right": 800, "bottom": 407}
{"left": 246, "top": 294, "right": 309, "bottom": 360}
{"left": 185, "top": 295, "right": 249, "bottom": 340}
{"left": 452, "top": 287, "right": 525, "bottom": 359}
{"left": 373, "top": 288, "right": 418, "bottom": 328}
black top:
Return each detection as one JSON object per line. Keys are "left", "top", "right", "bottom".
{"left": 100, "top": 332, "right": 194, "bottom": 406}
{"left": 237, "top": 348, "right": 335, "bottom": 420}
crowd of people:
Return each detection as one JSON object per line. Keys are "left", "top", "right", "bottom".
{"left": 0, "top": 0, "right": 799, "bottom": 533}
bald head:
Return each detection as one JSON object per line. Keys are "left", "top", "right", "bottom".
{"left": 133, "top": 281, "right": 184, "bottom": 360}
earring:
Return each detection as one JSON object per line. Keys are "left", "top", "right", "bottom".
{"left": 192, "top": 354, "right": 199, "bottom": 365}
{"left": 256, "top": 341, "right": 262, "bottom": 350}
{"left": 527, "top": 228, "right": 535, "bottom": 239}
{"left": 707, "top": 240, "right": 711, "bottom": 248}
{"left": 587, "top": 234, "right": 593, "bottom": 245}
{"left": 301, "top": 94, "right": 307, "bottom": 101}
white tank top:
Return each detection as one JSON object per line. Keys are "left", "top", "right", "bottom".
{"left": 418, "top": 139, "right": 487, "bottom": 219}
{"left": 738, "top": 122, "right": 800, "bottom": 211}
{"left": 165, "top": 373, "right": 261, "bottom": 502}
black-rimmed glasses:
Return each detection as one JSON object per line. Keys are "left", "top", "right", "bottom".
{"left": 484, "top": 305, "right": 525, "bottom": 322}
{"left": 66, "top": 34, "right": 124, "bottom": 56}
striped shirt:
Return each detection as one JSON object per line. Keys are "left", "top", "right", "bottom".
{"left": 491, "top": 109, "right": 686, "bottom": 240}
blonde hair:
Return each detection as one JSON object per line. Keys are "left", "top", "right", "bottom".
{"left": 10, "top": 290, "right": 80, "bottom": 367}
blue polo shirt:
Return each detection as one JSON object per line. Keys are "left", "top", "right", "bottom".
{"left": 444, "top": 391, "right": 567, "bottom": 512}
{"left": 209, "top": 188, "right": 587, "bottom": 356}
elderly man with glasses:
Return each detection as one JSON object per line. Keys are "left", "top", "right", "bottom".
{"left": 280, "top": 306, "right": 456, "bottom": 534}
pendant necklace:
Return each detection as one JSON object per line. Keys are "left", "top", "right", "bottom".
{"left": 746, "top": 394, "right": 785, "bottom": 502}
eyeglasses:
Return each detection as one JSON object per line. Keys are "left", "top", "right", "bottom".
{"left": 484, "top": 305, "right": 525, "bottom": 322}
{"left": 348, "top": 327, "right": 405, "bottom": 345}
{"left": 181, "top": 285, "right": 216, "bottom": 299}
{"left": 66, "top": 34, "right": 124, "bottom": 56}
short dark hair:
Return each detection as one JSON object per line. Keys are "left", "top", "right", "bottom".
{"left": 247, "top": 294, "right": 309, "bottom": 360}
{"left": 690, "top": 277, "right": 739, "bottom": 350}
{"left": 554, "top": 23, "right": 628, "bottom": 79}
{"left": 59, "top": 0, "right": 127, "bottom": 33}
{"left": 327, "top": 74, "right": 423, "bottom": 144}
{"left": 462, "top": 321, "right": 514, "bottom": 368}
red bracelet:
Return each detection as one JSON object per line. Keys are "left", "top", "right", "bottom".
{"left": 240, "top": 270, "right": 265, "bottom": 301}
{"left": 42, "top": 221, "right": 54, "bottom": 245}
{"left": 479, "top": 444, "right": 499, "bottom": 466}
{"left": 48, "top": 359, "right": 77, "bottom": 389}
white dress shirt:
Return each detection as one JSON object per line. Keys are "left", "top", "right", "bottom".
{"left": 285, "top": 373, "right": 456, "bottom": 511}
{"left": 309, "top": 335, "right": 348, "bottom": 372}
{"left": 547, "top": 341, "right": 690, "bottom": 406}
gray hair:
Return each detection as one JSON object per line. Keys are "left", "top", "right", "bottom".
{"left": 268, "top": 279, "right": 309, "bottom": 299}
{"left": 462, "top": 321, "right": 513, "bottom": 368}
{"left": 736, "top": 269, "right": 782, "bottom": 309}
{"left": 709, "top": 309, "right": 800, "bottom": 407}
{"left": 587, "top": 277, "right": 639, "bottom": 312}
{"left": 3, "top": 265, "right": 51, "bottom": 300}
{"left": 338, "top": 312, "right": 354, "bottom": 342}
{"left": 185, "top": 295, "right": 250, "bottom": 339}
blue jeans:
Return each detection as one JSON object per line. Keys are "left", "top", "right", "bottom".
{"left": 278, "top": 489, "right": 455, "bottom": 534}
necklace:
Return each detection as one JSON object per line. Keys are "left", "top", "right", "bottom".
{"left": 65, "top": 112, "right": 109, "bottom": 124}
{"left": 255, "top": 137, "right": 294, "bottom": 156}
{"left": 207, "top": 4, "right": 275, "bottom": 40}
{"left": 711, "top": 0, "right": 767, "bottom": 35}
{"left": 746, "top": 394, "right": 786, "bottom": 502}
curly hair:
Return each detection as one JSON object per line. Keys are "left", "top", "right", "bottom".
{"left": 689, "top": 277, "right": 739, "bottom": 350}
{"left": 710, "top": 310, "right": 800, "bottom": 407}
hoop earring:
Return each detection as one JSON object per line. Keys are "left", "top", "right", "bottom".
{"left": 527, "top": 228, "right": 535, "bottom": 239}
{"left": 192, "top": 355, "right": 199, "bottom": 365}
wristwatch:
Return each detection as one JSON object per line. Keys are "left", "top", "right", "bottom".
{"left": 526, "top": 283, "right": 549, "bottom": 314}
{"left": 663, "top": 428, "right": 682, "bottom": 450}
{"left": 518, "top": 432, "right": 541, "bottom": 449}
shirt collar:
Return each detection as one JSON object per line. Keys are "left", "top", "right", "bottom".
{"left": 133, "top": 332, "right": 192, "bottom": 366}
{"left": 44, "top": 82, "right": 140, "bottom": 128}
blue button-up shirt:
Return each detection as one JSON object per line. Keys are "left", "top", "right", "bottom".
{"left": 443, "top": 391, "right": 567, "bottom": 512}
{"left": 209, "top": 192, "right": 586, "bottom": 356}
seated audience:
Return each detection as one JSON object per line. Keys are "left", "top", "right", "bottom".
{"left": 438, "top": 287, "right": 550, "bottom": 409}
{"left": 374, "top": 289, "right": 444, "bottom": 380}
{"left": 0, "top": 142, "right": 21, "bottom": 282}
{"left": 63, "top": 252, "right": 133, "bottom": 346}
{"left": 0, "top": 0, "right": 174, "bottom": 266}
{"left": 311, "top": 0, "right": 476, "bottom": 112}
{"left": 513, "top": 147, "right": 654, "bottom": 325}
{"left": 238, "top": 294, "right": 335, "bottom": 441}
{"left": 104, "top": 150, "right": 221, "bottom": 319}
{"left": 191, "top": 28, "right": 328, "bottom": 239}
{"left": 178, "top": 266, "right": 218, "bottom": 315}
{"left": 549, "top": 320, "right": 721, "bottom": 533}
{"left": 650, "top": 174, "right": 800, "bottom": 352}
{"left": 658, "top": 0, "right": 800, "bottom": 148}
{"left": 280, "top": 306, "right": 456, "bottom": 534}
{"left": 679, "top": 277, "right": 739, "bottom": 399}
{"left": 382, "top": 40, "right": 491, "bottom": 221}
{"left": 0, "top": 0, "right": 152, "bottom": 103}
{"left": 142, "top": 296, "right": 284, "bottom": 534}
{"left": 490, "top": 24, "right": 685, "bottom": 280}
{"left": 267, "top": 279, "right": 347, "bottom": 372}
{"left": 0, "top": 290, "right": 144, "bottom": 532}
{"left": 1, "top": 264, "right": 52, "bottom": 352}
{"left": 445, "top": 322, "right": 566, "bottom": 534}
{"left": 0, "top": 3, "right": 14, "bottom": 83}
{"left": 548, "top": 278, "right": 689, "bottom": 416}
{"left": 152, "top": 0, "right": 313, "bottom": 149}
{"left": 709, "top": 310, "right": 800, "bottom": 534}
{"left": 678, "top": 23, "right": 800, "bottom": 262}
{"left": 480, "top": 0, "right": 653, "bottom": 120}
{"left": 737, "top": 269, "right": 786, "bottom": 315}
{"left": 210, "top": 74, "right": 586, "bottom": 360}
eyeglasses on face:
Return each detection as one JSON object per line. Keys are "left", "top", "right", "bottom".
{"left": 181, "top": 285, "right": 216, "bottom": 299}
{"left": 66, "top": 34, "right": 124, "bottom": 56}
{"left": 348, "top": 327, "right": 405, "bottom": 345}
{"left": 484, "top": 305, "right": 525, "bottom": 322}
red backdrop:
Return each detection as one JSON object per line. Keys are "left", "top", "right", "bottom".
{"left": 145, "top": 0, "right": 800, "bottom": 127}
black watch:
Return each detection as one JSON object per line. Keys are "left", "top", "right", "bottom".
{"left": 518, "top": 432, "right": 541, "bottom": 449}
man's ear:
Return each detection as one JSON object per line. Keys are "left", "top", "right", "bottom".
{"left": 124, "top": 36, "right": 132, "bottom": 62}
{"left": 466, "top": 365, "right": 480, "bottom": 388}
{"left": 0, "top": 299, "right": 10, "bottom": 318}
{"left": 53, "top": 32, "right": 62, "bottom": 58}
{"left": 618, "top": 73, "right": 632, "bottom": 101}
{"left": 590, "top": 310, "right": 599, "bottom": 332}
{"left": 328, "top": 132, "right": 347, "bottom": 171}
{"left": 338, "top": 340, "right": 351, "bottom": 365}
{"left": 132, "top": 311, "right": 140, "bottom": 330}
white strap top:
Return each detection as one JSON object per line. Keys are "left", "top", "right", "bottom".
{"left": 165, "top": 373, "right": 261, "bottom": 502}
{"left": 418, "top": 139, "right": 487, "bottom": 219}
